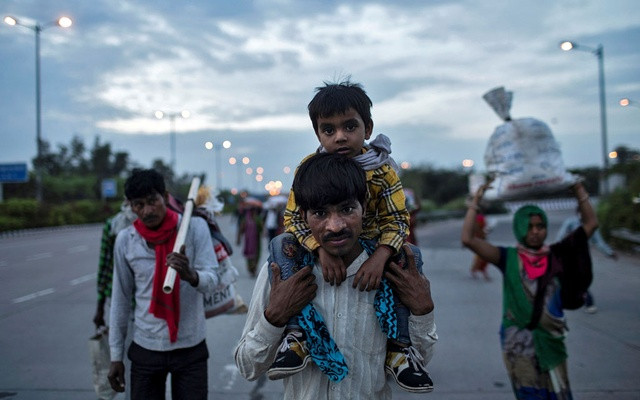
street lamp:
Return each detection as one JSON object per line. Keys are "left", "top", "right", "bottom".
{"left": 204, "top": 140, "right": 231, "bottom": 189}
{"left": 560, "top": 40, "right": 609, "bottom": 194}
{"left": 155, "top": 110, "right": 190, "bottom": 173}
{"left": 620, "top": 98, "right": 640, "bottom": 109}
{"left": 4, "top": 14, "right": 73, "bottom": 202}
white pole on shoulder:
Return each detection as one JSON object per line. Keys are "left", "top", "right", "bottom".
{"left": 162, "top": 177, "right": 201, "bottom": 293}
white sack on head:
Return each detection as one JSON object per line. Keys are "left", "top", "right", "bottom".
{"left": 481, "top": 87, "right": 577, "bottom": 200}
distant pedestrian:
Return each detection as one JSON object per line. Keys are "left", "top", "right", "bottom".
{"left": 469, "top": 211, "right": 491, "bottom": 281}
{"left": 263, "top": 198, "right": 285, "bottom": 243}
{"left": 108, "top": 169, "right": 219, "bottom": 399}
{"left": 237, "top": 198, "right": 264, "bottom": 277}
{"left": 93, "top": 200, "right": 137, "bottom": 329}
{"left": 461, "top": 180, "right": 597, "bottom": 399}
{"left": 555, "top": 207, "right": 617, "bottom": 313}
{"left": 404, "top": 188, "right": 421, "bottom": 246}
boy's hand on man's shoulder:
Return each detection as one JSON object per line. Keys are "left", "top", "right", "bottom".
{"left": 352, "top": 245, "right": 391, "bottom": 291}
{"left": 353, "top": 256, "right": 385, "bottom": 291}
{"left": 318, "top": 247, "right": 347, "bottom": 286}
{"left": 385, "top": 245, "right": 434, "bottom": 316}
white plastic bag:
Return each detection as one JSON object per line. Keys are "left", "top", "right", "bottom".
{"left": 88, "top": 326, "right": 116, "bottom": 400}
{"left": 481, "top": 87, "right": 577, "bottom": 200}
{"left": 204, "top": 241, "right": 247, "bottom": 318}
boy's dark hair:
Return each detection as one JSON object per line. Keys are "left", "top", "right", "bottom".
{"left": 124, "top": 169, "right": 166, "bottom": 200}
{"left": 308, "top": 79, "right": 373, "bottom": 134}
{"left": 292, "top": 153, "right": 367, "bottom": 211}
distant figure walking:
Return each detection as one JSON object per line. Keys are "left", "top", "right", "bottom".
{"left": 93, "top": 200, "right": 137, "bottom": 329}
{"left": 237, "top": 199, "right": 264, "bottom": 277}
{"left": 469, "top": 212, "right": 491, "bottom": 281}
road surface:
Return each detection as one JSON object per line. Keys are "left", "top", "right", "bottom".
{"left": 0, "top": 209, "right": 638, "bottom": 399}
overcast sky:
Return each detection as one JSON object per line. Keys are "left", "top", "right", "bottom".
{"left": 1, "top": 0, "right": 639, "bottom": 193}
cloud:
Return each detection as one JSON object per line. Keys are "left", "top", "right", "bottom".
{"left": 1, "top": 0, "right": 639, "bottom": 182}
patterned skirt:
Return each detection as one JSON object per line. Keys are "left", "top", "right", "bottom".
{"left": 501, "top": 326, "right": 573, "bottom": 400}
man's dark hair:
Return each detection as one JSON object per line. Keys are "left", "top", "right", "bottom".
{"left": 308, "top": 79, "right": 373, "bottom": 134}
{"left": 292, "top": 153, "right": 367, "bottom": 211}
{"left": 124, "top": 169, "right": 166, "bottom": 200}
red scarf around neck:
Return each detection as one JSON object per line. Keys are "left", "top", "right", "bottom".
{"left": 134, "top": 208, "right": 180, "bottom": 342}
{"left": 516, "top": 243, "right": 550, "bottom": 280}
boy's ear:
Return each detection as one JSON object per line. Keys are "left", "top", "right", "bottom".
{"left": 364, "top": 120, "right": 374, "bottom": 140}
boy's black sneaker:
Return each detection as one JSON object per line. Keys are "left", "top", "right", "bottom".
{"left": 385, "top": 344, "right": 434, "bottom": 393}
{"left": 266, "top": 330, "right": 311, "bottom": 380}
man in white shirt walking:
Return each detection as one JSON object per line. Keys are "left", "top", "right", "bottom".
{"left": 234, "top": 153, "right": 437, "bottom": 399}
{"left": 108, "top": 169, "right": 219, "bottom": 399}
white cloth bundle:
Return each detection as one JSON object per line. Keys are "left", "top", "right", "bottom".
{"left": 479, "top": 87, "right": 577, "bottom": 200}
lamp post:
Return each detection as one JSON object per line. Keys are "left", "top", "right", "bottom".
{"left": 155, "top": 110, "right": 190, "bottom": 173}
{"left": 560, "top": 40, "right": 609, "bottom": 194}
{"left": 4, "top": 15, "right": 73, "bottom": 202}
{"left": 204, "top": 140, "right": 231, "bottom": 190}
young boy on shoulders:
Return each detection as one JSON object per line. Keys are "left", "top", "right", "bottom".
{"left": 267, "top": 79, "right": 432, "bottom": 393}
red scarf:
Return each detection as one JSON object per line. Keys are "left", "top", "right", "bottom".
{"left": 516, "top": 243, "right": 550, "bottom": 280}
{"left": 134, "top": 208, "right": 180, "bottom": 342}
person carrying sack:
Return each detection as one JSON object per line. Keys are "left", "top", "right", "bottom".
{"left": 461, "top": 179, "right": 597, "bottom": 399}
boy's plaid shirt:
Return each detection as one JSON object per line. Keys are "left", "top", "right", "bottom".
{"left": 284, "top": 156, "right": 409, "bottom": 254}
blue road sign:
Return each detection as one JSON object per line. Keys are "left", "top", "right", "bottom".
{"left": 0, "top": 163, "right": 28, "bottom": 183}
{"left": 101, "top": 179, "right": 117, "bottom": 198}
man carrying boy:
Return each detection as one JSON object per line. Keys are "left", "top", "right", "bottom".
{"left": 266, "top": 80, "right": 432, "bottom": 392}
{"left": 234, "top": 153, "right": 437, "bottom": 399}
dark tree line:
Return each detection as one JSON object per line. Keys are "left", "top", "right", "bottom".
{"left": 4, "top": 135, "right": 201, "bottom": 203}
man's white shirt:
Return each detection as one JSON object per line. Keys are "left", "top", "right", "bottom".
{"left": 234, "top": 250, "right": 437, "bottom": 400}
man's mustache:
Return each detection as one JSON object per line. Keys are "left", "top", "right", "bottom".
{"left": 322, "top": 230, "right": 353, "bottom": 242}
{"left": 142, "top": 214, "right": 158, "bottom": 223}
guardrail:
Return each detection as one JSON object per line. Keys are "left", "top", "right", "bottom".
{"left": 610, "top": 228, "right": 640, "bottom": 244}
{"left": 610, "top": 228, "right": 640, "bottom": 253}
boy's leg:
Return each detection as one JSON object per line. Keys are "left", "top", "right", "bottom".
{"left": 266, "top": 233, "right": 311, "bottom": 380}
{"left": 267, "top": 233, "right": 307, "bottom": 329}
{"left": 385, "top": 244, "right": 433, "bottom": 393}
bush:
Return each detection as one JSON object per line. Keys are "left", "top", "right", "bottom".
{"left": 0, "top": 215, "right": 26, "bottom": 231}
{"left": 0, "top": 198, "right": 120, "bottom": 232}
{"left": 44, "top": 175, "right": 99, "bottom": 202}
{"left": 0, "top": 198, "right": 47, "bottom": 230}
{"left": 0, "top": 198, "right": 40, "bottom": 219}
{"left": 597, "top": 162, "right": 640, "bottom": 251}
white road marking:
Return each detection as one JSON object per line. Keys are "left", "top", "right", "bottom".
{"left": 26, "top": 252, "right": 52, "bottom": 261}
{"left": 70, "top": 273, "right": 96, "bottom": 286}
{"left": 12, "top": 288, "right": 55, "bottom": 304}
{"left": 223, "top": 364, "right": 239, "bottom": 390}
{"left": 67, "top": 245, "right": 89, "bottom": 253}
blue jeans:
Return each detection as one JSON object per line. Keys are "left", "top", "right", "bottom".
{"left": 127, "top": 340, "right": 208, "bottom": 400}
{"left": 267, "top": 233, "right": 423, "bottom": 345}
